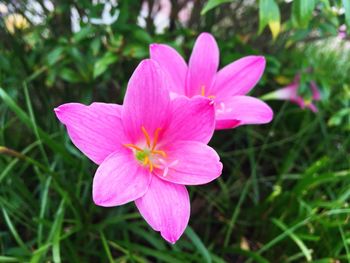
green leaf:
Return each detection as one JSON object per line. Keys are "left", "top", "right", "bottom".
{"left": 0, "top": 256, "right": 20, "bottom": 262}
{"left": 90, "top": 38, "right": 101, "bottom": 56}
{"left": 292, "top": 0, "right": 317, "bottom": 28}
{"left": 319, "top": 0, "right": 330, "bottom": 9}
{"left": 0, "top": 87, "right": 76, "bottom": 165}
{"left": 222, "top": 248, "right": 269, "bottom": 263}
{"left": 343, "top": 0, "right": 350, "bottom": 30}
{"left": 259, "top": 0, "right": 281, "bottom": 39}
{"left": 60, "top": 68, "right": 81, "bottom": 83}
{"left": 201, "top": 0, "right": 233, "bottom": 15}
{"left": 272, "top": 219, "right": 313, "bottom": 262}
{"left": 47, "top": 47, "right": 65, "bottom": 66}
{"left": 133, "top": 29, "right": 153, "bottom": 44}
{"left": 328, "top": 108, "right": 350, "bottom": 127}
{"left": 185, "top": 227, "right": 212, "bottom": 263}
{"left": 122, "top": 44, "right": 148, "bottom": 59}
{"left": 51, "top": 201, "right": 65, "bottom": 263}
{"left": 93, "top": 52, "right": 118, "bottom": 79}
{"left": 99, "top": 231, "right": 114, "bottom": 263}
{"left": 2, "top": 208, "right": 30, "bottom": 254}
{"left": 72, "top": 25, "right": 94, "bottom": 43}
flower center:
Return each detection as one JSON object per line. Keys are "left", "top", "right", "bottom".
{"left": 201, "top": 85, "right": 216, "bottom": 99}
{"left": 304, "top": 99, "right": 312, "bottom": 106}
{"left": 123, "top": 126, "right": 166, "bottom": 172}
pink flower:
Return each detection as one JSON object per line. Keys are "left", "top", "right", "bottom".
{"left": 54, "top": 59, "right": 223, "bottom": 243}
{"left": 149, "top": 32, "right": 273, "bottom": 130}
{"left": 338, "top": 24, "right": 347, "bottom": 39}
{"left": 262, "top": 74, "right": 321, "bottom": 112}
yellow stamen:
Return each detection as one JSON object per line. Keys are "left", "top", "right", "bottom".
{"left": 201, "top": 86, "right": 205, "bottom": 96}
{"left": 152, "top": 150, "right": 167, "bottom": 157}
{"left": 141, "top": 126, "right": 151, "bottom": 147}
{"left": 152, "top": 128, "right": 162, "bottom": 150}
{"left": 143, "top": 156, "right": 149, "bottom": 165}
{"left": 125, "top": 126, "right": 168, "bottom": 173}
{"left": 149, "top": 161, "right": 154, "bottom": 172}
{"left": 123, "top": 144, "right": 143, "bottom": 151}
{"left": 304, "top": 99, "right": 311, "bottom": 105}
{"left": 201, "top": 85, "right": 215, "bottom": 99}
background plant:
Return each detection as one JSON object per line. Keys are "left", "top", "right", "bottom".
{"left": 0, "top": 0, "right": 349, "bottom": 262}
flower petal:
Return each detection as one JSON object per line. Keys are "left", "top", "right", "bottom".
{"left": 122, "top": 59, "right": 171, "bottom": 142}
{"left": 211, "top": 56, "right": 266, "bottom": 98}
{"left": 135, "top": 176, "right": 190, "bottom": 244}
{"left": 155, "top": 141, "right": 222, "bottom": 185}
{"left": 150, "top": 44, "right": 187, "bottom": 95}
{"left": 54, "top": 103, "right": 125, "bottom": 164}
{"left": 270, "top": 84, "right": 299, "bottom": 101}
{"left": 93, "top": 148, "right": 151, "bottom": 207}
{"left": 161, "top": 96, "right": 215, "bottom": 144}
{"left": 310, "top": 81, "right": 321, "bottom": 101}
{"left": 186, "top": 32, "right": 219, "bottom": 97}
{"left": 305, "top": 103, "right": 318, "bottom": 113}
{"left": 215, "top": 96, "right": 273, "bottom": 130}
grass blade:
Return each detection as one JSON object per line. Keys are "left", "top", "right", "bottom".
{"left": 185, "top": 226, "right": 212, "bottom": 263}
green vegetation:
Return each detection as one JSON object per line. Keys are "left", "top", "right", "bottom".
{"left": 0, "top": 0, "right": 349, "bottom": 262}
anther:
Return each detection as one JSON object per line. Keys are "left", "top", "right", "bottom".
{"left": 152, "top": 150, "right": 167, "bottom": 157}
{"left": 149, "top": 161, "right": 154, "bottom": 172}
{"left": 141, "top": 126, "right": 151, "bottom": 147}
{"left": 123, "top": 144, "right": 143, "bottom": 151}
{"left": 201, "top": 85, "right": 206, "bottom": 96}
{"left": 143, "top": 156, "right": 149, "bottom": 165}
{"left": 152, "top": 128, "right": 162, "bottom": 150}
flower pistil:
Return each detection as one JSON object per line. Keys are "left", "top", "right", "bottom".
{"left": 124, "top": 126, "right": 166, "bottom": 172}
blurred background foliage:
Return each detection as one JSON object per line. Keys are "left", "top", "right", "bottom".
{"left": 0, "top": 0, "right": 349, "bottom": 262}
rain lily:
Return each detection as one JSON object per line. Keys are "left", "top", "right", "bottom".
{"left": 54, "top": 59, "right": 223, "bottom": 243}
{"left": 150, "top": 32, "right": 273, "bottom": 129}
{"left": 261, "top": 74, "right": 321, "bottom": 112}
